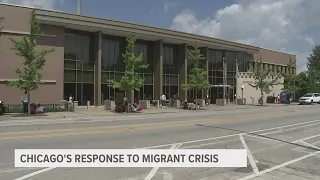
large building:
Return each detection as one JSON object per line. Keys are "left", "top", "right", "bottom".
{"left": 0, "top": 3, "right": 296, "bottom": 106}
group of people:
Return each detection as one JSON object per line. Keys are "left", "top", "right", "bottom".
{"left": 21, "top": 91, "right": 45, "bottom": 115}
{"left": 115, "top": 96, "right": 143, "bottom": 113}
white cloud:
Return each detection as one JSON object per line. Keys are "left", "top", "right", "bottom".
{"left": 164, "top": 2, "right": 177, "bottom": 12}
{"left": 170, "top": 0, "right": 320, "bottom": 72}
{"left": 0, "top": 0, "right": 58, "bottom": 9}
{"left": 305, "top": 37, "right": 315, "bottom": 46}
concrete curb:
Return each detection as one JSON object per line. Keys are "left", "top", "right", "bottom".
{"left": 0, "top": 104, "right": 296, "bottom": 121}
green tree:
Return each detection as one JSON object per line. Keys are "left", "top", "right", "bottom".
{"left": 279, "top": 58, "right": 300, "bottom": 95}
{"left": 307, "top": 44, "right": 320, "bottom": 71}
{"left": 6, "top": 10, "right": 54, "bottom": 116}
{"left": 305, "top": 44, "right": 320, "bottom": 93}
{"left": 107, "top": 34, "right": 148, "bottom": 104}
{"left": 307, "top": 69, "right": 320, "bottom": 92}
{"left": 296, "top": 71, "right": 310, "bottom": 96}
{"left": 181, "top": 45, "right": 211, "bottom": 99}
{"left": 249, "top": 60, "right": 281, "bottom": 105}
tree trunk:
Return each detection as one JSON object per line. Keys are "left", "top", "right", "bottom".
{"left": 27, "top": 92, "right": 31, "bottom": 116}
{"left": 260, "top": 90, "right": 264, "bottom": 106}
{"left": 129, "top": 90, "right": 134, "bottom": 104}
{"left": 126, "top": 90, "right": 134, "bottom": 113}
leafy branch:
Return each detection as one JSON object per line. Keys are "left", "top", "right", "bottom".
{"left": 181, "top": 45, "right": 210, "bottom": 99}
{"left": 107, "top": 34, "right": 148, "bottom": 103}
{"left": 5, "top": 10, "right": 54, "bottom": 115}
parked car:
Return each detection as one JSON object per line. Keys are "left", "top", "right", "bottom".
{"left": 299, "top": 93, "right": 320, "bottom": 105}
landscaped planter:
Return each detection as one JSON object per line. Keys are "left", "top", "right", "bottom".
{"left": 139, "top": 100, "right": 150, "bottom": 109}
{"left": 104, "top": 100, "right": 115, "bottom": 110}
{"left": 195, "top": 99, "right": 205, "bottom": 107}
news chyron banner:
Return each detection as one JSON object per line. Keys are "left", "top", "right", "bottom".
{"left": 15, "top": 149, "right": 247, "bottom": 168}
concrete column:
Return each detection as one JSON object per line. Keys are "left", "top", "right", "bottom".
{"left": 94, "top": 31, "right": 102, "bottom": 106}
{"left": 153, "top": 40, "right": 163, "bottom": 100}
{"left": 200, "top": 47, "right": 209, "bottom": 99}
{"left": 178, "top": 44, "right": 187, "bottom": 102}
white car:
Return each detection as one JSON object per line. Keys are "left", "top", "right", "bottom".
{"left": 299, "top": 93, "right": 320, "bottom": 104}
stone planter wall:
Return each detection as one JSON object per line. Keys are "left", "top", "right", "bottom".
{"left": 104, "top": 100, "right": 115, "bottom": 110}
{"left": 139, "top": 100, "right": 150, "bottom": 109}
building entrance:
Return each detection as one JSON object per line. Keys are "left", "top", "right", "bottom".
{"left": 209, "top": 85, "right": 236, "bottom": 104}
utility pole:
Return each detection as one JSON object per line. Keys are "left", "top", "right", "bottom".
{"left": 235, "top": 59, "right": 238, "bottom": 105}
{"left": 76, "top": 0, "right": 81, "bottom": 14}
{"left": 223, "top": 57, "right": 227, "bottom": 102}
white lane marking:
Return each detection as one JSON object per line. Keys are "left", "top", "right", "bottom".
{"left": 143, "top": 119, "right": 320, "bottom": 149}
{"left": 13, "top": 119, "right": 320, "bottom": 179}
{"left": 14, "top": 167, "right": 55, "bottom": 180}
{"left": 239, "top": 134, "right": 259, "bottom": 174}
{"left": 163, "top": 171, "right": 173, "bottom": 180}
{"left": 300, "top": 141, "right": 320, "bottom": 150}
{"left": 244, "top": 121, "right": 320, "bottom": 141}
{"left": 293, "top": 134, "right": 320, "bottom": 143}
{"left": 183, "top": 138, "right": 239, "bottom": 149}
{"left": 143, "top": 143, "right": 179, "bottom": 180}
{"left": 0, "top": 167, "right": 39, "bottom": 174}
{"left": 238, "top": 151, "right": 320, "bottom": 180}
{"left": 142, "top": 134, "right": 239, "bottom": 149}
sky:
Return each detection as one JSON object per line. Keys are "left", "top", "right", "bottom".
{"left": 1, "top": 0, "right": 320, "bottom": 72}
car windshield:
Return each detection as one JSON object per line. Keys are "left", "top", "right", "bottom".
{"left": 303, "top": 94, "right": 313, "bottom": 97}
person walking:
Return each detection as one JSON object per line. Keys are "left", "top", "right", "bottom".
{"left": 21, "top": 91, "right": 28, "bottom": 115}
{"left": 160, "top": 94, "right": 166, "bottom": 108}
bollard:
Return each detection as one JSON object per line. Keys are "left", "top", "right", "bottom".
{"left": 156, "top": 100, "right": 160, "bottom": 108}
{"left": 87, "top": 101, "right": 90, "bottom": 110}
{"left": 73, "top": 101, "right": 78, "bottom": 112}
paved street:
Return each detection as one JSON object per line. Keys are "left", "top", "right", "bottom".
{"left": 0, "top": 104, "right": 319, "bottom": 180}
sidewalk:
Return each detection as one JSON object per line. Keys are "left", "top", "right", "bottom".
{"left": 0, "top": 103, "right": 298, "bottom": 121}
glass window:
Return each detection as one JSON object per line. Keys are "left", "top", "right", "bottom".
{"left": 208, "top": 50, "right": 215, "bottom": 70}
{"left": 64, "top": 70, "right": 76, "bottom": 82}
{"left": 102, "top": 38, "right": 120, "bottom": 71}
{"left": 82, "top": 83, "right": 94, "bottom": 105}
{"left": 216, "top": 78, "right": 223, "bottom": 85}
{"left": 82, "top": 71, "right": 94, "bottom": 83}
{"left": 236, "top": 52, "right": 244, "bottom": 72}
{"left": 215, "top": 71, "right": 223, "bottom": 78}
{"left": 64, "top": 59, "right": 76, "bottom": 69}
{"left": 64, "top": 30, "right": 94, "bottom": 70}
{"left": 225, "top": 51, "right": 236, "bottom": 71}
{"left": 77, "top": 34, "right": 91, "bottom": 63}
{"left": 163, "top": 45, "right": 178, "bottom": 75}
{"left": 215, "top": 51, "right": 223, "bottom": 70}
{"left": 243, "top": 53, "right": 248, "bottom": 72}
{"left": 64, "top": 83, "right": 76, "bottom": 100}
{"left": 64, "top": 33, "right": 77, "bottom": 60}
{"left": 144, "top": 85, "right": 153, "bottom": 100}
{"left": 170, "top": 76, "right": 178, "bottom": 85}
{"left": 209, "top": 71, "right": 214, "bottom": 77}
{"left": 144, "top": 74, "right": 153, "bottom": 85}
{"left": 227, "top": 78, "right": 235, "bottom": 86}
{"left": 134, "top": 43, "right": 150, "bottom": 73}
{"left": 227, "top": 72, "right": 235, "bottom": 78}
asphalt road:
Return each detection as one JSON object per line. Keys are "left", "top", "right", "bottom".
{"left": 0, "top": 104, "right": 319, "bottom": 180}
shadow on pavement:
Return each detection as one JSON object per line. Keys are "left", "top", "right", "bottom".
{"left": 195, "top": 124, "right": 320, "bottom": 151}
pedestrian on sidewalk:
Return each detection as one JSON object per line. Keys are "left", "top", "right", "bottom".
{"left": 21, "top": 91, "right": 28, "bottom": 115}
{"left": 160, "top": 94, "right": 166, "bottom": 108}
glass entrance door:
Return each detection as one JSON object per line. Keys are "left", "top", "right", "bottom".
{"left": 210, "top": 86, "right": 224, "bottom": 104}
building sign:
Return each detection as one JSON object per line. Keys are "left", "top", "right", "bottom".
{"left": 243, "top": 81, "right": 254, "bottom": 84}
